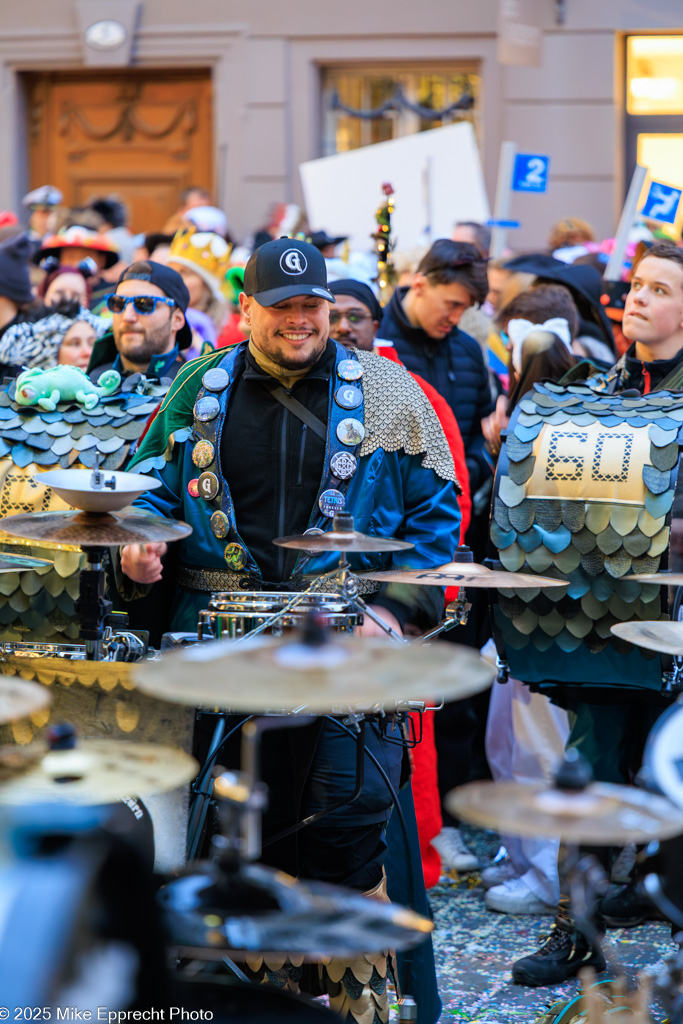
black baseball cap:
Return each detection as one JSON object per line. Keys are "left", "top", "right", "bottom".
{"left": 117, "top": 260, "right": 192, "bottom": 348}
{"left": 243, "top": 237, "right": 335, "bottom": 307}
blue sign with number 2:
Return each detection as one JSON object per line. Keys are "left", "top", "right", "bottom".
{"left": 512, "top": 154, "right": 550, "bottom": 193}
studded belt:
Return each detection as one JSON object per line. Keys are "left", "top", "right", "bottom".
{"left": 177, "top": 564, "right": 381, "bottom": 596}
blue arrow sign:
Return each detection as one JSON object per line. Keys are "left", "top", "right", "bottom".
{"left": 512, "top": 154, "right": 550, "bottom": 193}
{"left": 641, "top": 181, "right": 682, "bottom": 224}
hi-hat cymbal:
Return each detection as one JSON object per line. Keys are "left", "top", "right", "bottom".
{"left": 0, "top": 677, "right": 51, "bottom": 724}
{"left": 0, "top": 553, "right": 53, "bottom": 573}
{"left": 0, "top": 510, "right": 192, "bottom": 547}
{"left": 161, "top": 861, "right": 433, "bottom": 956}
{"left": 36, "top": 469, "right": 162, "bottom": 514}
{"left": 134, "top": 635, "right": 495, "bottom": 712}
{"left": 0, "top": 738, "right": 198, "bottom": 805}
{"left": 447, "top": 780, "right": 683, "bottom": 844}
{"left": 273, "top": 530, "right": 413, "bottom": 553}
{"left": 610, "top": 621, "right": 683, "bottom": 655}
{"left": 360, "top": 562, "right": 568, "bottom": 590}
{"left": 624, "top": 573, "right": 683, "bottom": 585}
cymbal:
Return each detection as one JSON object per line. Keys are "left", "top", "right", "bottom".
{"left": 0, "top": 510, "right": 192, "bottom": 547}
{"left": 134, "top": 635, "right": 495, "bottom": 712}
{"left": 447, "top": 780, "right": 683, "bottom": 844}
{"left": 360, "top": 561, "right": 568, "bottom": 590}
{"left": 610, "top": 621, "right": 683, "bottom": 656}
{"left": 36, "top": 469, "right": 162, "bottom": 514}
{"left": 273, "top": 529, "right": 413, "bottom": 553}
{"left": 623, "top": 573, "right": 683, "bottom": 585}
{"left": 161, "top": 861, "right": 433, "bottom": 955}
{"left": 0, "top": 738, "right": 198, "bottom": 805}
{"left": 0, "top": 553, "right": 53, "bottom": 573}
{"left": 0, "top": 677, "right": 51, "bottom": 724}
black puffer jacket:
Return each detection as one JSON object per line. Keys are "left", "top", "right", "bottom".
{"left": 379, "top": 287, "right": 494, "bottom": 492}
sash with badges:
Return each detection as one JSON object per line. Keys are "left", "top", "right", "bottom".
{"left": 491, "top": 381, "right": 683, "bottom": 693}
{"left": 183, "top": 346, "right": 366, "bottom": 579}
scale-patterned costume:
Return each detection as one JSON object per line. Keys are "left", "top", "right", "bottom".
{"left": 491, "top": 380, "right": 681, "bottom": 698}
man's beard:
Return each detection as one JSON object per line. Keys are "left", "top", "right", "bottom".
{"left": 114, "top": 320, "right": 174, "bottom": 367}
{"left": 257, "top": 328, "right": 327, "bottom": 372}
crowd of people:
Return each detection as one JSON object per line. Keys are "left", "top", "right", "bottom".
{"left": 1, "top": 181, "right": 682, "bottom": 1021}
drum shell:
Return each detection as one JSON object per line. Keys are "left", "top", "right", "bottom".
{"left": 198, "top": 591, "right": 360, "bottom": 639}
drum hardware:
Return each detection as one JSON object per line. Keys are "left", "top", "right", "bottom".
{"left": 0, "top": 471, "right": 191, "bottom": 661}
{"left": 0, "top": 553, "right": 53, "bottom": 573}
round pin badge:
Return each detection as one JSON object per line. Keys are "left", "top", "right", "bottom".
{"left": 330, "top": 451, "right": 358, "bottom": 481}
{"left": 302, "top": 527, "right": 324, "bottom": 555}
{"left": 335, "top": 385, "right": 363, "bottom": 411}
{"left": 210, "top": 510, "right": 230, "bottom": 539}
{"left": 319, "top": 488, "right": 346, "bottom": 518}
{"left": 192, "top": 439, "right": 215, "bottom": 469}
{"left": 202, "top": 367, "right": 230, "bottom": 392}
{"left": 337, "top": 359, "right": 363, "bottom": 382}
{"left": 337, "top": 417, "right": 365, "bottom": 446}
{"left": 193, "top": 395, "right": 221, "bottom": 422}
{"left": 187, "top": 478, "right": 200, "bottom": 498}
{"left": 198, "top": 471, "right": 220, "bottom": 501}
{"left": 224, "top": 542, "right": 247, "bottom": 570}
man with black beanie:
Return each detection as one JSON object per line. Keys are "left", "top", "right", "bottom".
{"left": 0, "top": 234, "right": 35, "bottom": 341}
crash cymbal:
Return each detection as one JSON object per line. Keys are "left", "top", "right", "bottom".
{"left": 447, "top": 780, "right": 683, "bottom": 844}
{"left": 134, "top": 635, "right": 495, "bottom": 712}
{"left": 36, "top": 469, "right": 162, "bottom": 514}
{"left": 0, "top": 677, "right": 51, "bottom": 724}
{"left": 610, "top": 621, "right": 683, "bottom": 655}
{"left": 360, "top": 562, "right": 568, "bottom": 590}
{"left": 0, "top": 553, "right": 53, "bottom": 573}
{"left": 623, "top": 573, "right": 683, "bottom": 585}
{"left": 0, "top": 738, "right": 198, "bottom": 805}
{"left": 0, "top": 510, "right": 192, "bottom": 547}
{"left": 274, "top": 530, "right": 413, "bottom": 553}
{"left": 161, "top": 860, "right": 433, "bottom": 956}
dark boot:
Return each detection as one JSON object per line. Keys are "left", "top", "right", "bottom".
{"left": 599, "top": 879, "right": 665, "bottom": 928}
{"left": 511, "top": 898, "right": 606, "bottom": 987}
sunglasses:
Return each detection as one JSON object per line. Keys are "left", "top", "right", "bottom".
{"left": 106, "top": 294, "right": 175, "bottom": 315}
{"left": 329, "top": 311, "right": 374, "bottom": 325}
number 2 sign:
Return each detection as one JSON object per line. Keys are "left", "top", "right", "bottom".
{"left": 512, "top": 154, "right": 550, "bottom": 193}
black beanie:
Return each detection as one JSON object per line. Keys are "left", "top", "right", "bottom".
{"left": 328, "top": 278, "right": 383, "bottom": 322}
{"left": 0, "top": 233, "right": 34, "bottom": 304}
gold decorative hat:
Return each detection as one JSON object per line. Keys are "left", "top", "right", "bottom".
{"left": 169, "top": 227, "right": 232, "bottom": 302}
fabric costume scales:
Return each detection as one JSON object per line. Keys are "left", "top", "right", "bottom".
{"left": 491, "top": 378, "right": 682, "bottom": 701}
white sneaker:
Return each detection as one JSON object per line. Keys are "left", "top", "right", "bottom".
{"left": 484, "top": 877, "right": 555, "bottom": 915}
{"left": 481, "top": 858, "right": 517, "bottom": 890}
{"left": 432, "top": 827, "right": 479, "bottom": 872}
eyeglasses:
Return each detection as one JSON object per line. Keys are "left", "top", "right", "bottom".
{"left": 329, "top": 311, "right": 374, "bottom": 325}
{"left": 106, "top": 294, "right": 175, "bottom": 315}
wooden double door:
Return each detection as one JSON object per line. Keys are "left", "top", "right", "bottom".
{"left": 25, "top": 69, "right": 213, "bottom": 234}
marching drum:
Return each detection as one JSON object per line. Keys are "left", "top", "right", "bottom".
{"left": 198, "top": 590, "right": 361, "bottom": 640}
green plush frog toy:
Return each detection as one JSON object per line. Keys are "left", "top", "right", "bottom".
{"left": 15, "top": 366, "right": 121, "bottom": 412}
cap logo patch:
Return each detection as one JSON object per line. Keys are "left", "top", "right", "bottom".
{"left": 280, "top": 248, "right": 307, "bottom": 275}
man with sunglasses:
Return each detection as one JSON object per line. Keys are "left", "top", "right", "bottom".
{"left": 87, "top": 261, "right": 192, "bottom": 382}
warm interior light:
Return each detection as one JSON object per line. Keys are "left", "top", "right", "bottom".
{"left": 630, "top": 77, "right": 681, "bottom": 101}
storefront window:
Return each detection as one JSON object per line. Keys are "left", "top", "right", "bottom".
{"left": 321, "top": 66, "right": 480, "bottom": 157}
{"left": 627, "top": 36, "right": 683, "bottom": 116}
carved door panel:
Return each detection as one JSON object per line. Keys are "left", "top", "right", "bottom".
{"left": 26, "top": 71, "right": 213, "bottom": 234}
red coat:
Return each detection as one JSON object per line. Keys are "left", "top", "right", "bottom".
{"left": 379, "top": 345, "right": 471, "bottom": 887}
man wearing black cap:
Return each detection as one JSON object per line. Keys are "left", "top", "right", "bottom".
{"left": 87, "top": 260, "right": 192, "bottom": 382}
{"left": 119, "top": 236, "right": 461, "bottom": 1022}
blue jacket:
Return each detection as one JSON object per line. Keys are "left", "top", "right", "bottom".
{"left": 379, "top": 287, "right": 494, "bottom": 493}
{"left": 129, "top": 340, "right": 462, "bottom": 634}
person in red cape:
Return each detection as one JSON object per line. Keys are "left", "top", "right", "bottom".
{"left": 328, "top": 278, "right": 471, "bottom": 888}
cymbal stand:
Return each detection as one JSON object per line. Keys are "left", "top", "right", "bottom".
{"left": 417, "top": 594, "right": 471, "bottom": 643}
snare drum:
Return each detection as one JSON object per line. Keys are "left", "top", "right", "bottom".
{"left": 198, "top": 590, "right": 361, "bottom": 640}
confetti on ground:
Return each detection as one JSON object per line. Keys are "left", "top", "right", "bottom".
{"left": 424, "top": 826, "right": 676, "bottom": 1024}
